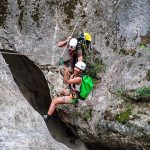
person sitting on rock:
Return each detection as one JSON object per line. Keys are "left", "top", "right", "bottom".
{"left": 43, "top": 61, "right": 86, "bottom": 123}
{"left": 58, "top": 36, "right": 83, "bottom": 70}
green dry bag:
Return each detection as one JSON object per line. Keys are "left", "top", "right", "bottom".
{"left": 79, "top": 75, "right": 94, "bottom": 100}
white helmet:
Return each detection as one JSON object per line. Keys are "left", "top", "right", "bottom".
{"left": 69, "top": 38, "right": 77, "bottom": 48}
{"left": 75, "top": 61, "right": 86, "bottom": 71}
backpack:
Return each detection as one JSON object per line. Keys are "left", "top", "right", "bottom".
{"left": 78, "top": 32, "right": 92, "bottom": 50}
{"left": 79, "top": 75, "right": 94, "bottom": 100}
{"left": 77, "top": 32, "right": 92, "bottom": 62}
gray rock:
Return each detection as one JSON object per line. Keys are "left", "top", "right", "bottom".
{"left": 0, "top": 54, "right": 70, "bottom": 150}
{"left": 0, "top": 0, "right": 150, "bottom": 150}
{"left": 0, "top": 42, "right": 3, "bottom": 49}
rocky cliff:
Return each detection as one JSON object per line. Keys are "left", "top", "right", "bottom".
{"left": 0, "top": 0, "right": 150, "bottom": 150}
{"left": 0, "top": 54, "right": 70, "bottom": 150}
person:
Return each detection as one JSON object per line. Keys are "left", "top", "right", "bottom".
{"left": 58, "top": 36, "right": 83, "bottom": 70}
{"left": 43, "top": 61, "right": 86, "bottom": 123}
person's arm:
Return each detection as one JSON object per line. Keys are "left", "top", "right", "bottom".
{"left": 58, "top": 40, "right": 67, "bottom": 47}
{"left": 64, "top": 77, "right": 82, "bottom": 84}
{"left": 63, "top": 67, "right": 81, "bottom": 84}
{"left": 58, "top": 36, "right": 72, "bottom": 47}
{"left": 78, "top": 53, "right": 83, "bottom": 61}
{"left": 77, "top": 43, "right": 83, "bottom": 61}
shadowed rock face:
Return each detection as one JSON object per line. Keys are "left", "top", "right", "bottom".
{"left": 1, "top": 51, "right": 88, "bottom": 150}
{"left": 2, "top": 52, "right": 50, "bottom": 114}
{"left": 0, "top": 54, "right": 71, "bottom": 150}
{"left": 0, "top": 0, "right": 150, "bottom": 150}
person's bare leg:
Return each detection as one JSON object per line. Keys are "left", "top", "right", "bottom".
{"left": 48, "top": 95, "right": 72, "bottom": 115}
{"left": 43, "top": 95, "right": 72, "bottom": 123}
{"left": 47, "top": 97, "right": 63, "bottom": 115}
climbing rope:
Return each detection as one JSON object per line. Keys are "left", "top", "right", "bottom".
{"left": 58, "top": 20, "right": 79, "bottom": 65}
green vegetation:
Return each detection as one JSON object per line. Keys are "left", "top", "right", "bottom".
{"left": 75, "top": 106, "right": 93, "bottom": 122}
{"left": 116, "top": 106, "right": 133, "bottom": 124}
{"left": 86, "top": 57, "right": 107, "bottom": 81}
{"left": 136, "top": 86, "right": 150, "bottom": 101}
{"left": 140, "top": 33, "right": 150, "bottom": 51}
{"left": 115, "top": 86, "right": 150, "bottom": 102}
{"left": 82, "top": 108, "right": 92, "bottom": 121}
{"left": 115, "top": 87, "right": 128, "bottom": 100}
{"left": 113, "top": 87, "right": 150, "bottom": 124}
{"left": 139, "top": 44, "right": 150, "bottom": 51}
{"left": 140, "top": 43, "right": 146, "bottom": 49}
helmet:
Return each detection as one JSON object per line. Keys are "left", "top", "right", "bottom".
{"left": 69, "top": 38, "right": 77, "bottom": 48}
{"left": 75, "top": 61, "right": 86, "bottom": 71}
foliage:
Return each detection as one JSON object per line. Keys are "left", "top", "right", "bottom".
{"left": 77, "top": 106, "right": 93, "bottom": 122}
{"left": 116, "top": 106, "right": 133, "bottom": 124}
{"left": 82, "top": 108, "right": 92, "bottom": 121}
{"left": 115, "top": 86, "right": 150, "bottom": 102}
{"left": 114, "top": 87, "right": 131, "bottom": 101}
{"left": 140, "top": 43, "right": 150, "bottom": 51}
{"left": 140, "top": 43, "right": 146, "bottom": 49}
{"left": 86, "top": 57, "right": 107, "bottom": 80}
{"left": 136, "top": 86, "right": 150, "bottom": 101}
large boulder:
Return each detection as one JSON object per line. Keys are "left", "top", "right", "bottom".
{"left": 0, "top": 54, "right": 70, "bottom": 150}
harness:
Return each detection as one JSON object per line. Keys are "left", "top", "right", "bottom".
{"left": 68, "top": 74, "right": 81, "bottom": 101}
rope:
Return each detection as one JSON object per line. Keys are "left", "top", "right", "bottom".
{"left": 60, "top": 20, "right": 79, "bottom": 58}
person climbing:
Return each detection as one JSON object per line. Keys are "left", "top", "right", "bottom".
{"left": 43, "top": 61, "right": 86, "bottom": 123}
{"left": 58, "top": 36, "right": 83, "bottom": 70}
